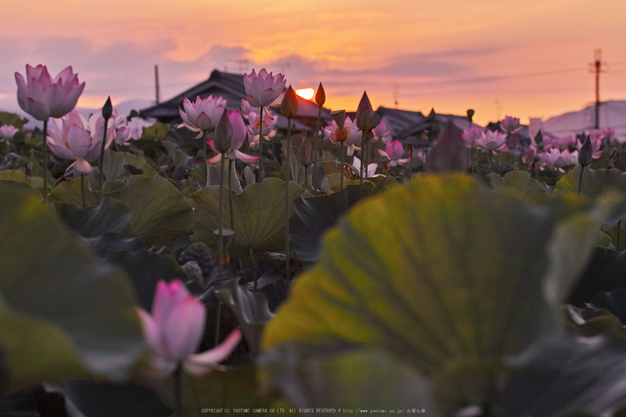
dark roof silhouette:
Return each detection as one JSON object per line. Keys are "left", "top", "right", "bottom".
{"left": 140, "top": 69, "right": 332, "bottom": 132}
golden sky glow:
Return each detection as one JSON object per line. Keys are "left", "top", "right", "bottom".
{"left": 1, "top": 0, "right": 626, "bottom": 125}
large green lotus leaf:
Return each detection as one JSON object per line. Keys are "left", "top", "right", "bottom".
{"left": 119, "top": 153, "right": 157, "bottom": 177}
{"left": 493, "top": 333, "right": 626, "bottom": 417}
{"left": 190, "top": 178, "right": 304, "bottom": 260}
{"left": 50, "top": 178, "right": 98, "bottom": 208}
{"left": 0, "top": 183, "right": 143, "bottom": 391}
{"left": 263, "top": 174, "right": 606, "bottom": 407}
{"left": 259, "top": 343, "right": 439, "bottom": 413}
{"left": 289, "top": 183, "right": 377, "bottom": 262}
{"left": 118, "top": 175, "right": 194, "bottom": 247}
{"left": 0, "top": 170, "right": 43, "bottom": 192}
{"left": 487, "top": 171, "right": 552, "bottom": 206}
{"left": 556, "top": 166, "right": 626, "bottom": 197}
{"left": 52, "top": 198, "right": 134, "bottom": 238}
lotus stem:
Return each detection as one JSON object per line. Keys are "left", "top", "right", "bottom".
{"left": 304, "top": 164, "right": 309, "bottom": 191}
{"left": 214, "top": 154, "right": 226, "bottom": 348}
{"left": 81, "top": 173, "right": 86, "bottom": 209}
{"left": 42, "top": 119, "right": 48, "bottom": 205}
{"left": 340, "top": 141, "right": 345, "bottom": 190}
{"left": 174, "top": 365, "right": 183, "bottom": 417}
{"left": 204, "top": 132, "right": 209, "bottom": 188}
{"left": 313, "top": 106, "right": 322, "bottom": 188}
{"left": 98, "top": 117, "right": 110, "bottom": 202}
{"left": 218, "top": 155, "right": 225, "bottom": 288}
{"left": 285, "top": 118, "right": 292, "bottom": 281}
{"left": 359, "top": 131, "right": 365, "bottom": 185}
{"left": 578, "top": 165, "right": 585, "bottom": 196}
{"left": 258, "top": 106, "right": 264, "bottom": 183}
{"left": 228, "top": 158, "right": 236, "bottom": 281}
{"left": 250, "top": 247, "right": 258, "bottom": 292}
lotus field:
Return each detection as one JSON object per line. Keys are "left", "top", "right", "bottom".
{"left": 4, "top": 64, "right": 626, "bottom": 417}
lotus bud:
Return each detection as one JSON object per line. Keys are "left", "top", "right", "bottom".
{"left": 466, "top": 109, "right": 474, "bottom": 123}
{"left": 331, "top": 110, "right": 346, "bottom": 129}
{"left": 578, "top": 136, "right": 593, "bottom": 167}
{"left": 534, "top": 130, "right": 543, "bottom": 145}
{"left": 299, "top": 136, "right": 314, "bottom": 167}
{"left": 315, "top": 83, "right": 326, "bottom": 107}
{"left": 214, "top": 112, "right": 233, "bottom": 154}
{"left": 102, "top": 96, "right": 113, "bottom": 121}
{"left": 356, "top": 91, "right": 378, "bottom": 131}
{"left": 281, "top": 85, "right": 299, "bottom": 118}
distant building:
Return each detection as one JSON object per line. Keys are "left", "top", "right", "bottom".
{"left": 140, "top": 69, "right": 333, "bottom": 133}
{"left": 376, "top": 107, "right": 474, "bottom": 148}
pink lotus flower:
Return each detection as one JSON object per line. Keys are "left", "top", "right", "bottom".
{"left": 137, "top": 280, "right": 242, "bottom": 377}
{"left": 372, "top": 119, "right": 393, "bottom": 142}
{"left": 377, "top": 140, "right": 410, "bottom": 166}
{"left": 461, "top": 126, "right": 482, "bottom": 148}
{"left": 576, "top": 135, "right": 603, "bottom": 159}
{"left": 207, "top": 111, "right": 259, "bottom": 163}
{"left": 15, "top": 65, "right": 85, "bottom": 121}
{"left": 46, "top": 110, "right": 108, "bottom": 174}
{"left": 500, "top": 115, "right": 522, "bottom": 133}
{"left": 0, "top": 124, "right": 19, "bottom": 142}
{"left": 240, "top": 98, "right": 254, "bottom": 119}
{"left": 180, "top": 95, "right": 227, "bottom": 139}
{"left": 352, "top": 156, "right": 381, "bottom": 178}
{"left": 548, "top": 136, "right": 575, "bottom": 151}
{"left": 247, "top": 109, "right": 277, "bottom": 146}
{"left": 324, "top": 117, "right": 362, "bottom": 156}
{"left": 243, "top": 69, "right": 286, "bottom": 108}
{"left": 476, "top": 130, "right": 507, "bottom": 152}
{"left": 541, "top": 148, "right": 577, "bottom": 168}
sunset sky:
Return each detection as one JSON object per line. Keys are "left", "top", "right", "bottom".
{"left": 1, "top": 0, "right": 626, "bottom": 125}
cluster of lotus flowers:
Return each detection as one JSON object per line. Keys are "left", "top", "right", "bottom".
{"left": 13, "top": 64, "right": 138, "bottom": 175}
{"left": 179, "top": 68, "right": 412, "bottom": 173}
{"left": 461, "top": 115, "right": 617, "bottom": 169}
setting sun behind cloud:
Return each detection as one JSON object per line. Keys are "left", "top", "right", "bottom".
{"left": 296, "top": 88, "right": 315, "bottom": 100}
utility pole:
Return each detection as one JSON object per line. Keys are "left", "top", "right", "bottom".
{"left": 589, "top": 49, "right": 607, "bottom": 129}
{"left": 393, "top": 85, "right": 400, "bottom": 108}
{"left": 154, "top": 64, "right": 160, "bottom": 105}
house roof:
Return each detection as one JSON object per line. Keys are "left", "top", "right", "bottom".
{"left": 139, "top": 69, "right": 331, "bottom": 132}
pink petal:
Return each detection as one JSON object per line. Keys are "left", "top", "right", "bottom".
{"left": 234, "top": 150, "right": 260, "bottom": 163}
{"left": 153, "top": 280, "right": 190, "bottom": 329}
{"left": 136, "top": 308, "right": 166, "bottom": 357}
{"left": 162, "top": 296, "right": 206, "bottom": 360}
{"left": 74, "top": 157, "right": 93, "bottom": 174}
{"left": 183, "top": 329, "right": 241, "bottom": 375}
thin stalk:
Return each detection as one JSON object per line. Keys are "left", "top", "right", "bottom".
{"left": 80, "top": 173, "right": 86, "bottom": 209}
{"left": 174, "top": 365, "right": 183, "bottom": 417}
{"left": 228, "top": 159, "right": 236, "bottom": 282}
{"left": 361, "top": 139, "right": 370, "bottom": 178}
{"left": 42, "top": 119, "right": 48, "bottom": 205}
{"left": 285, "top": 118, "right": 292, "bottom": 281}
{"left": 578, "top": 165, "right": 585, "bottom": 196}
{"left": 250, "top": 247, "right": 258, "bottom": 292}
{"left": 313, "top": 106, "right": 322, "bottom": 188}
{"left": 304, "top": 165, "right": 309, "bottom": 190}
{"left": 257, "top": 106, "right": 264, "bottom": 183}
{"left": 203, "top": 133, "right": 209, "bottom": 187}
{"left": 214, "top": 154, "right": 226, "bottom": 347}
{"left": 98, "top": 117, "right": 110, "bottom": 202}
{"left": 340, "top": 141, "right": 345, "bottom": 190}
{"left": 619, "top": 219, "right": 622, "bottom": 251}
{"left": 359, "top": 131, "right": 365, "bottom": 185}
